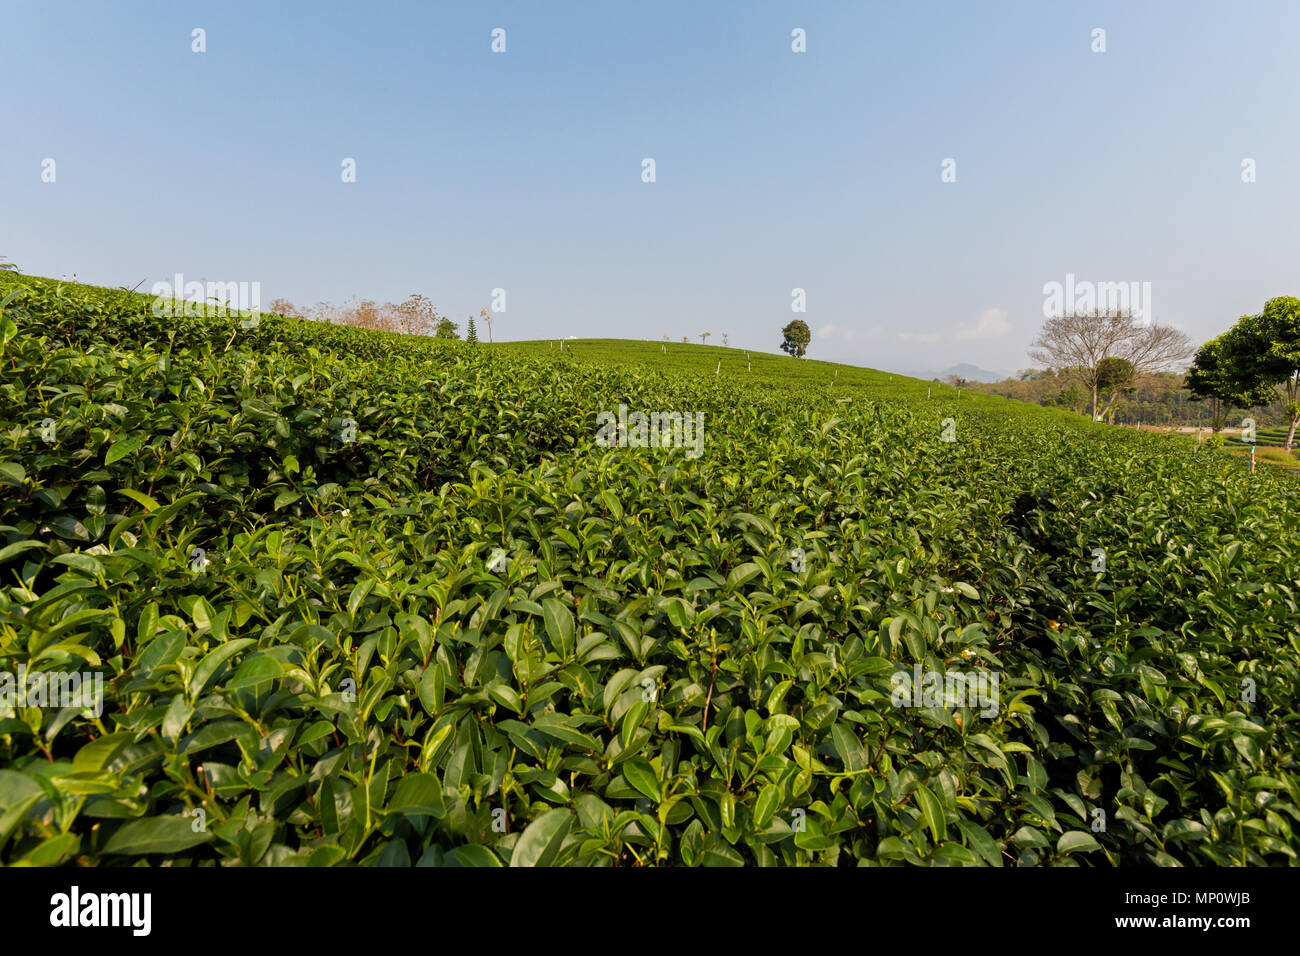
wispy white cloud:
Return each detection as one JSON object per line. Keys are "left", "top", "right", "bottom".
{"left": 897, "top": 330, "right": 940, "bottom": 344}
{"left": 817, "top": 323, "right": 883, "bottom": 345}
{"left": 811, "top": 325, "right": 883, "bottom": 351}
{"left": 954, "top": 308, "right": 1011, "bottom": 341}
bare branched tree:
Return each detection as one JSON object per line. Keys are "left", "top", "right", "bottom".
{"left": 266, "top": 297, "right": 303, "bottom": 317}
{"left": 1029, "top": 310, "right": 1193, "bottom": 419}
{"left": 301, "top": 294, "right": 449, "bottom": 336}
{"left": 390, "top": 293, "right": 441, "bottom": 336}
{"left": 344, "top": 299, "right": 383, "bottom": 331}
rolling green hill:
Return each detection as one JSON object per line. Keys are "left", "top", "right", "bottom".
{"left": 502, "top": 337, "right": 1054, "bottom": 410}
{"left": 1, "top": 272, "right": 1297, "bottom": 867}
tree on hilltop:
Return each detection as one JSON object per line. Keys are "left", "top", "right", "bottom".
{"left": 781, "top": 319, "right": 811, "bottom": 357}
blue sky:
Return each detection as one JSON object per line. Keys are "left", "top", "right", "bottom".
{"left": 4, "top": 1, "right": 1298, "bottom": 377}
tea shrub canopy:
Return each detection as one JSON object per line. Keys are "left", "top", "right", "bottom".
{"left": 1, "top": 273, "right": 1297, "bottom": 866}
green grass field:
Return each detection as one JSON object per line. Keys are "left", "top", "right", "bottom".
{"left": 1, "top": 272, "right": 1298, "bottom": 867}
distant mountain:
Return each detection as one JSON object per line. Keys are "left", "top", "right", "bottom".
{"left": 937, "top": 363, "right": 1006, "bottom": 383}
{"left": 881, "top": 362, "right": 1010, "bottom": 383}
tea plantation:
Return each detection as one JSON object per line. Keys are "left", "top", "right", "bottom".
{"left": 1, "top": 273, "right": 1297, "bottom": 866}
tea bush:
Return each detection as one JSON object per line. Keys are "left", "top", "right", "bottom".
{"left": 1, "top": 274, "right": 1297, "bottom": 866}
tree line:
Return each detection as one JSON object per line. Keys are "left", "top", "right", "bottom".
{"left": 960, "top": 297, "right": 1300, "bottom": 448}
{"left": 265, "top": 294, "right": 493, "bottom": 343}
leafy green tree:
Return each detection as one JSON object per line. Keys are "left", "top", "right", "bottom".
{"left": 1097, "top": 356, "right": 1133, "bottom": 391}
{"left": 1232, "top": 296, "right": 1300, "bottom": 449}
{"left": 434, "top": 317, "right": 460, "bottom": 340}
{"left": 1056, "top": 382, "right": 1087, "bottom": 413}
{"left": 1185, "top": 333, "right": 1270, "bottom": 432}
{"left": 1188, "top": 302, "right": 1300, "bottom": 446}
{"left": 780, "top": 319, "right": 811, "bottom": 358}
{"left": 1095, "top": 356, "right": 1138, "bottom": 420}
{"left": 466, "top": 316, "right": 479, "bottom": 343}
